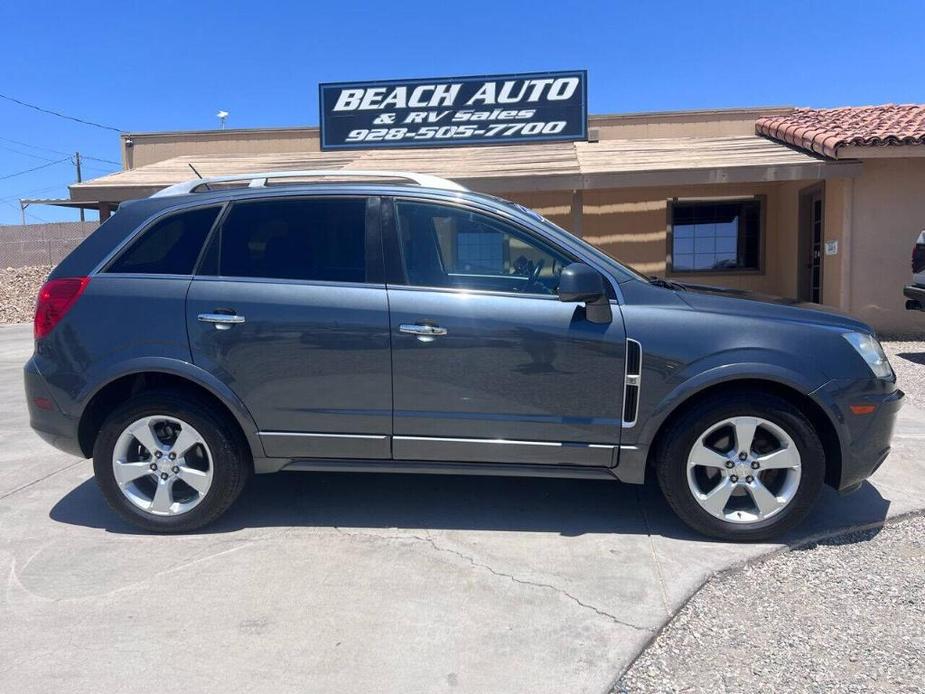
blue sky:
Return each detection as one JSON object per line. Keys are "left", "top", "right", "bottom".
{"left": 1, "top": 0, "right": 923, "bottom": 225}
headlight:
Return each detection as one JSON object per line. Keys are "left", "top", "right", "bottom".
{"left": 842, "top": 332, "right": 892, "bottom": 379}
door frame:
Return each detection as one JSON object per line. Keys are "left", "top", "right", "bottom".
{"left": 797, "top": 183, "right": 825, "bottom": 303}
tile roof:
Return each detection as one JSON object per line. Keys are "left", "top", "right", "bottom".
{"left": 756, "top": 104, "right": 925, "bottom": 158}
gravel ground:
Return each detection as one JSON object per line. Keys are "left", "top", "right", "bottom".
{"left": 883, "top": 340, "right": 925, "bottom": 410}
{"left": 0, "top": 265, "right": 50, "bottom": 324}
{"left": 617, "top": 514, "right": 925, "bottom": 693}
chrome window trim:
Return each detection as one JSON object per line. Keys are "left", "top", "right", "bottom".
{"left": 385, "top": 283, "right": 560, "bottom": 302}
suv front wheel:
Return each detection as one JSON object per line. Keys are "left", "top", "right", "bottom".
{"left": 656, "top": 392, "right": 825, "bottom": 541}
{"left": 92, "top": 391, "right": 251, "bottom": 532}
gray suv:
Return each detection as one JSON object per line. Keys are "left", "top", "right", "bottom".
{"left": 25, "top": 171, "right": 903, "bottom": 540}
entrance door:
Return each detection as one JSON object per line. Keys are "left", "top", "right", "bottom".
{"left": 798, "top": 186, "right": 824, "bottom": 303}
{"left": 385, "top": 198, "right": 626, "bottom": 467}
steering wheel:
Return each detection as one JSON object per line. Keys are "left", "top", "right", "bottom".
{"left": 526, "top": 258, "right": 546, "bottom": 292}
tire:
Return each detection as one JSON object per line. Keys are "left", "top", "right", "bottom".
{"left": 655, "top": 392, "right": 825, "bottom": 542}
{"left": 92, "top": 390, "right": 251, "bottom": 533}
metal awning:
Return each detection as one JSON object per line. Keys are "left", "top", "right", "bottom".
{"left": 20, "top": 197, "right": 104, "bottom": 210}
{"left": 66, "top": 135, "right": 863, "bottom": 204}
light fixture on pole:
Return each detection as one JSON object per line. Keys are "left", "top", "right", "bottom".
{"left": 216, "top": 110, "right": 229, "bottom": 129}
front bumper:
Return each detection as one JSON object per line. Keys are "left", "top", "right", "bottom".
{"left": 904, "top": 284, "right": 925, "bottom": 311}
{"left": 813, "top": 378, "right": 904, "bottom": 492}
{"left": 24, "top": 357, "right": 84, "bottom": 458}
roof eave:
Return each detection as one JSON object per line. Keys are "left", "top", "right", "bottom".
{"left": 835, "top": 143, "right": 925, "bottom": 159}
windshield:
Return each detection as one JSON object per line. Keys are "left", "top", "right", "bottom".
{"left": 512, "top": 204, "right": 650, "bottom": 283}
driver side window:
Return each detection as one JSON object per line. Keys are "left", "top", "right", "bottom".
{"left": 394, "top": 200, "right": 571, "bottom": 295}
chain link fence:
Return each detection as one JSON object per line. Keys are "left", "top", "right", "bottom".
{"left": 0, "top": 222, "right": 99, "bottom": 268}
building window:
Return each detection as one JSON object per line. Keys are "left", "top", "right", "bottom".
{"left": 669, "top": 199, "right": 761, "bottom": 273}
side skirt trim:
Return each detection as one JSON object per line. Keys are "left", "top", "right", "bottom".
{"left": 277, "top": 459, "right": 622, "bottom": 480}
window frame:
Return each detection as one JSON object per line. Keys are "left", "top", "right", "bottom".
{"left": 382, "top": 195, "right": 589, "bottom": 300}
{"left": 666, "top": 196, "right": 766, "bottom": 276}
{"left": 101, "top": 203, "right": 225, "bottom": 277}
{"left": 193, "top": 194, "right": 384, "bottom": 287}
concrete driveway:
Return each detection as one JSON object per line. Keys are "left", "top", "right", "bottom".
{"left": 1, "top": 322, "right": 923, "bottom": 694}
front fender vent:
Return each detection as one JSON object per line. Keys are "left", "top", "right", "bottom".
{"left": 622, "top": 339, "right": 642, "bottom": 428}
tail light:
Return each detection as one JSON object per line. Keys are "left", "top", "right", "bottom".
{"left": 913, "top": 243, "right": 925, "bottom": 274}
{"left": 34, "top": 277, "right": 90, "bottom": 339}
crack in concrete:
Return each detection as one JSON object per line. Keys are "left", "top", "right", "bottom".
{"left": 635, "top": 488, "right": 672, "bottom": 619}
{"left": 334, "top": 527, "right": 655, "bottom": 633}
{"left": 0, "top": 459, "right": 85, "bottom": 501}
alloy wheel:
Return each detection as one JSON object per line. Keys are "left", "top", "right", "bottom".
{"left": 686, "top": 416, "right": 802, "bottom": 524}
{"left": 111, "top": 415, "right": 214, "bottom": 516}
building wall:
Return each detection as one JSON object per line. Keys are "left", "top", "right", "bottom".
{"left": 848, "top": 158, "right": 925, "bottom": 336}
{"left": 123, "top": 107, "right": 792, "bottom": 170}
{"left": 590, "top": 106, "right": 790, "bottom": 141}
{"left": 571, "top": 182, "right": 803, "bottom": 298}
{"left": 124, "top": 129, "right": 322, "bottom": 169}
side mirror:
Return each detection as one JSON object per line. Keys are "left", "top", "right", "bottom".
{"left": 558, "top": 262, "right": 612, "bottom": 324}
{"left": 558, "top": 263, "right": 606, "bottom": 303}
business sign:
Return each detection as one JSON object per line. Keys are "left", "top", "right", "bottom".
{"left": 319, "top": 70, "right": 587, "bottom": 150}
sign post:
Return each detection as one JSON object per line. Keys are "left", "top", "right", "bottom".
{"left": 319, "top": 70, "right": 587, "bottom": 151}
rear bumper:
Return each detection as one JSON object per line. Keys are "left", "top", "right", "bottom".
{"left": 813, "top": 378, "right": 904, "bottom": 492}
{"left": 904, "top": 284, "right": 925, "bottom": 310}
{"left": 24, "top": 357, "right": 84, "bottom": 458}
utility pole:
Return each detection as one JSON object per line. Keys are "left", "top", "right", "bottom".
{"left": 74, "top": 152, "right": 84, "bottom": 222}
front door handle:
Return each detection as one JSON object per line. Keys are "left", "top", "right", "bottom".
{"left": 399, "top": 323, "right": 448, "bottom": 342}
{"left": 198, "top": 312, "right": 246, "bottom": 330}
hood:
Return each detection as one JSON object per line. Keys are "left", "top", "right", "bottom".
{"left": 674, "top": 282, "right": 873, "bottom": 334}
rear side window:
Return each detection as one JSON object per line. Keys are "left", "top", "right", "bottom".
{"left": 107, "top": 207, "right": 219, "bottom": 275}
{"left": 209, "top": 197, "right": 367, "bottom": 282}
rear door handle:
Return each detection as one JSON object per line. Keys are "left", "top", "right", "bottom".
{"left": 399, "top": 323, "right": 447, "bottom": 341}
{"left": 198, "top": 313, "right": 246, "bottom": 330}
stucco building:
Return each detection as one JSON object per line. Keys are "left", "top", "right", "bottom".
{"left": 44, "top": 104, "right": 925, "bottom": 335}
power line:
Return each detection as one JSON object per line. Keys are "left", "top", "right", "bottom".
{"left": 25, "top": 209, "right": 50, "bottom": 223}
{"left": 82, "top": 154, "right": 121, "bottom": 166}
{"left": 0, "top": 135, "right": 71, "bottom": 157}
{"left": 79, "top": 163, "right": 119, "bottom": 175}
{"left": 0, "top": 92, "right": 122, "bottom": 132}
{"left": 0, "top": 183, "right": 68, "bottom": 202}
{"left": 0, "top": 143, "right": 62, "bottom": 163}
{"left": 0, "top": 158, "right": 71, "bottom": 182}
{"left": 0, "top": 136, "right": 121, "bottom": 166}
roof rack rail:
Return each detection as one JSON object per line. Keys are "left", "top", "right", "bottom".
{"left": 151, "top": 169, "right": 468, "bottom": 197}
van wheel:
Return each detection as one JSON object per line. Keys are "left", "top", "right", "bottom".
{"left": 92, "top": 390, "right": 251, "bottom": 533}
{"left": 655, "top": 392, "right": 825, "bottom": 541}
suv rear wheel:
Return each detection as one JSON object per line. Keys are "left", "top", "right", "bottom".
{"left": 655, "top": 392, "right": 825, "bottom": 541}
{"left": 92, "top": 391, "right": 251, "bottom": 532}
